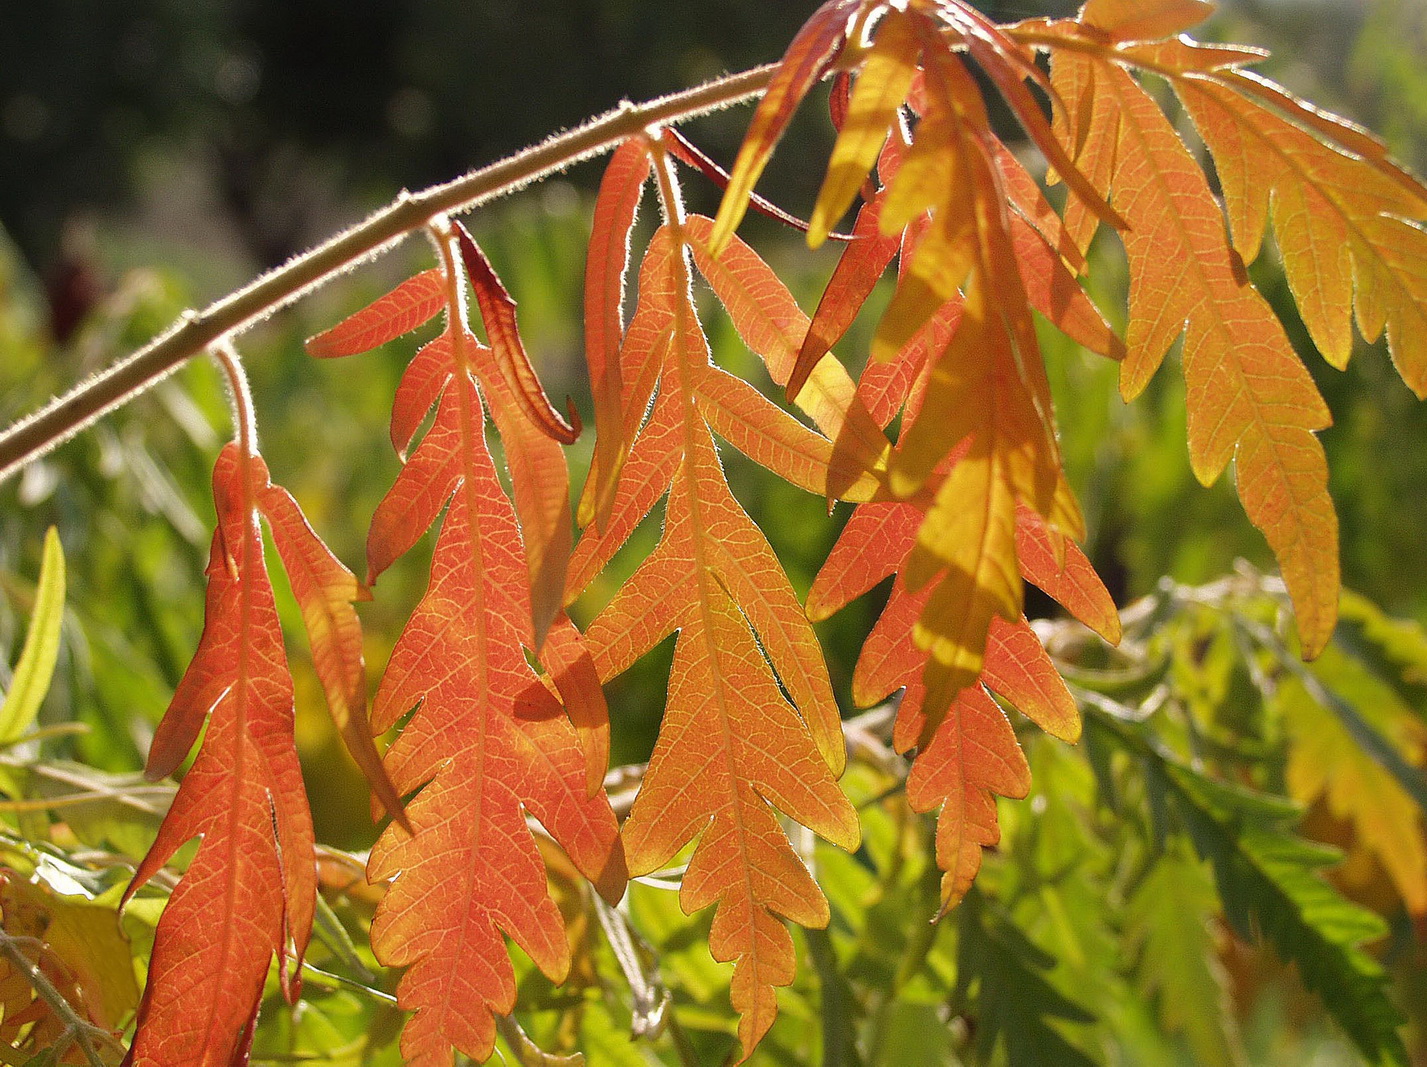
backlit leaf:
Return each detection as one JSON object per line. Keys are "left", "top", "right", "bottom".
{"left": 581, "top": 137, "right": 651, "bottom": 532}
{"left": 1049, "top": 44, "right": 1339, "bottom": 656}
{"left": 1176, "top": 72, "right": 1427, "bottom": 394}
{"left": 708, "top": 0, "right": 864, "bottom": 252}
{"left": 124, "top": 443, "right": 316, "bottom": 1067}
{"left": 572, "top": 216, "right": 858, "bottom": 1059}
{"left": 307, "top": 234, "right": 622, "bottom": 1065}
{"left": 0, "top": 528, "right": 65, "bottom": 747}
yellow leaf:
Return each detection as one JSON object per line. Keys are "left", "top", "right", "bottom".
{"left": 809, "top": 8, "right": 920, "bottom": 247}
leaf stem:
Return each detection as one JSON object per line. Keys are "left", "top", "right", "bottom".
{"left": 0, "top": 63, "right": 779, "bottom": 485}
{"left": 211, "top": 341, "right": 258, "bottom": 458}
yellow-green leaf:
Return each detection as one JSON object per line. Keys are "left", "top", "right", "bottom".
{"left": 0, "top": 529, "right": 65, "bottom": 747}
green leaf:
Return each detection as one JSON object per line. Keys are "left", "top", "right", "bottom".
{"left": 952, "top": 888, "right": 1098, "bottom": 1067}
{"left": 1156, "top": 752, "right": 1405, "bottom": 1064}
{"left": 0, "top": 528, "right": 65, "bottom": 746}
{"left": 1126, "top": 847, "right": 1246, "bottom": 1067}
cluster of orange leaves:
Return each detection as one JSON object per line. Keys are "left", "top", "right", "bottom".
{"left": 117, "top": 0, "right": 1427, "bottom": 1064}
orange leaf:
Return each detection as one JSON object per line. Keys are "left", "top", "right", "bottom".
{"left": 982, "top": 614, "right": 1081, "bottom": 743}
{"left": 573, "top": 224, "right": 857, "bottom": 1059}
{"left": 709, "top": 0, "right": 865, "bottom": 252}
{"left": 366, "top": 351, "right": 622, "bottom": 1066}
{"left": 124, "top": 443, "right": 316, "bottom": 1067}
{"left": 1078, "top": 0, "right": 1215, "bottom": 42}
{"left": 581, "top": 137, "right": 652, "bottom": 531}
{"left": 1176, "top": 72, "right": 1427, "bottom": 394}
{"left": 306, "top": 245, "right": 621, "bottom": 1064}
{"left": 906, "top": 685, "right": 1031, "bottom": 911}
{"left": 810, "top": 494, "right": 1088, "bottom": 913}
{"left": 456, "top": 222, "right": 580, "bottom": 445}
{"left": 305, "top": 268, "right": 445, "bottom": 359}
{"left": 790, "top": 170, "right": 903, "bottom": 399}
{"left": 1015, "top": 503, "right": 1122, "bottom": 645}
{"left": 256, "top": 474, "right": 409, "bottom": 830}
{"left": 1051, "top": 47, "right": 1339, "bottom": 656}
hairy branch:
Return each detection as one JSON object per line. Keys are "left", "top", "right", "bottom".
{"left": 0, "top": 63, "right": 778, "bottom": 485}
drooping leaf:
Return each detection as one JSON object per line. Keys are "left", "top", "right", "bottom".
{"left": 1175, "top": 70, "right": 1427, "bottom": 395}
{"left": 581, "top": 137, "right": 651, "bottom": 532}
{"left": 807, "top": 7, "right": 920, "bottom": 248}
{"left": 708, "top": 0, "right": 864, "bottom": 252}
{"left": 254, "top": 480, "right": 407, "bottom": 829}
{"left": 124, "top": 443, "right": 316, "bottom": 1067}
{"left": 1048, "top": 40, "right": 1339, "bottom": 656}
{"left": 0, "top": 528, "right": 65, "bottom": 747}
{"left": 570, "top": 216, "right": 858, "bottom": 1059}
{"left": 810, "top": 497, "right": 1082, "bottom": 911}
{"left": 310, "top": 231, "right": 623, "bottom": 1065}
{"left": 905, "top": 685, "right": 1032, "bottom": 912}
{"left": 456, "top": 222, "right": 577, "bottom": 646}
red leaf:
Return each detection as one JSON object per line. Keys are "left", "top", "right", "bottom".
{"left": 124, "top": 443, "right": 315, "bottom": 1067}
{"left": 366, "top": 344, "right": 622, "bottom": 1065}
{"left": 581, "top": 137, "right": 651, "bottom": 532}
{"left": 455, "top": 222, "right": 580, "bottom": 445}
{"left": 256, "top": 477, "right": 409, "bottom": 830}
{"left": 305, "top": 269, "right": 445, "bottom": 359}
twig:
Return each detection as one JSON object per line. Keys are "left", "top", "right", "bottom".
{"left": 0, "top": 64, "right": 780, "bottom": 485}
{"left": 0, "top": 929, "right": 122, "bottom": 1067}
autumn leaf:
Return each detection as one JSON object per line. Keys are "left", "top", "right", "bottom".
{"left": 809, "top": 497, "right": 1089, "bottom": 911}
{"left": 124, "top": 442, "right": 316, "bottom": 1067}
{"left": 255, "top": 477, "right": 407, "bottom": 831}
{"left": 1173, "top": 67, "right": 1427, "bottom": 395}
{"left": 1047, "top": 37, "right": 1339, "bottom": 657}
{"left": 569, "top": 205, "right": 859, "bottom": 1058}
{"left": 0, "top": 871, "right": 137, "bottom": 1064}
{"left": 581, "top": 137, "right": 652, "bottom": 533}
{"left": 1078, "top": 0, "right": 1215, "bottom": 42}
{"left": 708, "top": 0, "right": 866, "bottom": 252}
{"left": 309, "top": 225, "right": 623, "bottom": 1064}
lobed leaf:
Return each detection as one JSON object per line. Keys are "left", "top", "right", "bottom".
{"left": 812, "top": 495, "right": 1083, "bottom": 912}
{"left": 1175, "top": 72, "right": 1427, "bottom": 395}
{"left": 125, "top": 443, "right": 316, "bottom": 1067}
{"left": 308, "top": 240, "right": 619, "bottom": 1064}
{"left": 255, "top": 478, "right": 407, "bottom": 829}
{"left": 573, "top": 220, "right": 858, "bottom": 1059}
{"left": 1050, "top": 45, "right": 1339, "bottom": 656}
